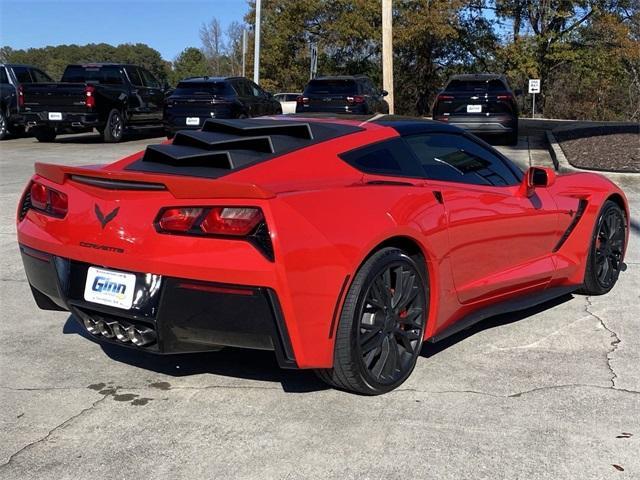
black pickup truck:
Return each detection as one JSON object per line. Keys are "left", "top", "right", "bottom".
{"left": 21, "top": 63, "right": 167, "bottom": 142}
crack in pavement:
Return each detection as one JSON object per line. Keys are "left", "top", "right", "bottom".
{"left": 585, "top": 296, "right": 621, "bottom": 389}
{"left": 0, "top": 395, "right": 108, "bottom": 470}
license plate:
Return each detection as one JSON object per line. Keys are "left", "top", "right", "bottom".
{"left": 466, "top": 105, "right": 482, "bottom": 113}
{"left": 84, "top": 267, "right": 136, "bottom": 310}
{"left": 186, "top": 117, "right": 200, "bottom": 126}
{"left": 48, "top": 112, "right": 63, "bottom": 121}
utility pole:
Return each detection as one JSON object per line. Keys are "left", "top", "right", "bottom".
{"left": 242, "top": 29, "right": 248, "bottom": 77}
{"left": 382, "top": 0, "right": 394, "bottom": 114}
{"left": 253, "top": 0, "right": 261, "bottom": 84}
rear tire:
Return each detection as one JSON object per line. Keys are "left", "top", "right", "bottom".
{"left": 0, "top": 110, "right": 8, "bottom": 140}
{"left": 315, "top": 247, "right": 428, "bottom": 395}
{"left": 34, "top": 127, "right": 57, "bottom": 143}
{"left": 580, "top": 200, "right": 627, "bottom": 295}
{"left": 103, "top": 109, "right": 124, "bottom": 143}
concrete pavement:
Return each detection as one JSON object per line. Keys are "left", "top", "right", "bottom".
{"left": 1, "top": 125, "right": 638, "bottom": 479}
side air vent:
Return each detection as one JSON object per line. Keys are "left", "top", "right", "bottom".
{"left": 143, "top": 144, "right": 233, "bottom": 169}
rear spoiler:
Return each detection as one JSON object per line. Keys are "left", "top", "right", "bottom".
{"left": 34, "top": 162, "right": 275, "bottom": 200}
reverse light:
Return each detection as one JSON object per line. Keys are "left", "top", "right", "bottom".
{"left": 85, "top": 85, "right": 96, "bottom": 108}
{"left": 28, "top": 181, "right": 68, "bottom": 218}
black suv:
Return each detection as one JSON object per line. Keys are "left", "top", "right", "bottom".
{"left": 0, "top": 64, "right": 54, "bottom": 140}
{"left": 432, "top": 74, "right": 521, "bottom": 145}
{"left": 296, "top": 76, "right": 389, "bottom": 115}
{"left": 164, "top": 77, "right": 282, "bottom": 138}
{"left": 21, "top": 63, "right": 167, "bottom": 143}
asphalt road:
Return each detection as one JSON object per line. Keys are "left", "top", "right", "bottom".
{"left": 1, "top": 120, "right": 638, "bottom": 479}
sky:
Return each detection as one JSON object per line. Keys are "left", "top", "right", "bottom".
{"left": 0, "top": 0, "right": 249, "bottom": 60}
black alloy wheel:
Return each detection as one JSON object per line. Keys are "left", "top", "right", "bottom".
{"left": 316, "top": 247, "right": 428, "bottom": 395}
{"left": 581, "top": 200, "right": 627, "bottom": 295}
{"left": 358, "top": 260, "right": 425, "bottom": 385}
{"left": 103, "top": 109, "right": 124, "bottom": 143}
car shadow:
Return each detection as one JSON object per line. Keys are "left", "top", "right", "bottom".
{"left": 62, "top": 316, "right": 329, "bottom": 393}
{"left": 420, "top": 294, "right": 574, "bottom": 358}
{"left": 63, "top": 294, "right": 576, "bottom": 393}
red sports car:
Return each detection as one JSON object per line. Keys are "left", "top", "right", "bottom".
{"left": 16, "top": 117, "right": 629, "bottom": 394}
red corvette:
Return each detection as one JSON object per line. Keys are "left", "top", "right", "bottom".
{"left": 17, "top": 117, "right": 629, "bottom": 394}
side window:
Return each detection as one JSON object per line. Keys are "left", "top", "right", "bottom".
{"left": 340, "top": 138, "right": 423, "bottom": 177}
{"left": 125, "top": 66, "right": 143, "bottom": 86}
{"left": 231, "top": 80, "right": 247, "bottom": 96}
{"left": 30, "top": 69, "right": 52, "bottom": 83}
{"left": 0, "top": 67, "right": 8, "bottom": 84}
{"left": 248, "top": 81, "right": 266, "bottom": 98}
{"left": 404, "top": 133, "right": 520, "bottom": 186}
{"left": 12, "top": 67, "right": 33, "bottom": 83}
{"left": 140, "top": 68, "right": 160, "bottom": 88}
{"left": 102, "top": 67, "right": 124, "bottom": 85}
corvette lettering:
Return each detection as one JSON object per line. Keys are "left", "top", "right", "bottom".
{"left": 79, "top": 242, "right": 124, "bottom": 253}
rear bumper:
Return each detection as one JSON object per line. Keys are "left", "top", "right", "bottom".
{"left": 434, "top": 115, "right": 517, "bottom": 134}
{"left": 23, "top": 111, "right": 102, "bottom": 129}
{"left": 20, "top": 244, "right": 297, "bottom": 368}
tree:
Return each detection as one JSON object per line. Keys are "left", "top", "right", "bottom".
{"left": 171, "top": 47, "right": 209, "bottom": 84}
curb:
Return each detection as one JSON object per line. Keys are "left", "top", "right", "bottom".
{"left": 545, "top": 130, "right": 573, "bottom": 173}
{"left": 545, "top": 130, "right": 640, "bottom": 180}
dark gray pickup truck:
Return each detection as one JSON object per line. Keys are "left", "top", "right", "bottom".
{"left": 21, "top": 63, "right": 167, "bottom": 142}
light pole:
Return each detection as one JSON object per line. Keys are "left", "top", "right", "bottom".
{"left": 382, "top": 0, "right": 394, "bottom": 114}
{"left": 242, "top": 29, "right": 248, "bottom": 77}
{"left": 253, "top": 0, "right": 261, "bottom": 84}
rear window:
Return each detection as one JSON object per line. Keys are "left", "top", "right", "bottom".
{"left": 445, "top": 79, "right": 507, "bottom": 92}
{"left": 173, "top": 82, "right": 233, "bottom": 96}
{"left": 304, "top": 79, "right": 357, "bottom": 95}
{"left": 12, "top": 67, "right": 33, "bottom": 83}
{"left": 62, "top": 66, "right": 124, "bottom": 85}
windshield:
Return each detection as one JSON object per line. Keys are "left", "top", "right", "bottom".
{"left": 173, "top": 82, "right": 233, "bottom": 96}
{"left": 62, "top": 66, "right": 123, "bottom": 85}
{"left": 304, "top": 79, "right": 357, "bottom": 95}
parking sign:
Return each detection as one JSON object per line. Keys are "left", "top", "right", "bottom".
{"left": 529, "top": 79, "right": 541, "bottom": 94}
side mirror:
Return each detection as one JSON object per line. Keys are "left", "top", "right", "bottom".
{"left": 522, "top": 166, "right": 556, "bottom": 196}
{"left": 381, "top": 90, "right": 389, "bottom": 97}
{"left": 514, "top": 88, "right": 523, "bottom": 96}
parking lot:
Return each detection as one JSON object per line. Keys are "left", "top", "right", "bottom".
{"left": 1, "top": 121, "right": 639, "bottom": 479}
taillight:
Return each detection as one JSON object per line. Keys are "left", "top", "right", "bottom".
{"left": 497, "top": 94, "right": 513, "bottom": 101}
{"left": 155, "top": 206, "right": 272, "bottom": 259}
{"left": 18, "top": 84, "right": 24, "bottom": 107}
{"left": 437, "top": 94, "right": 454, "bottom": 101}
{"left": 157, "top": 207, "right": 203, "bottom": 232}
{"left": 296, "top": 96, "right": 309, "bottom": 104}
{"left": 347, "top": 95, "right": 365, "bottom": 104}
{"left": 27, "top": 181, "right": 68, "bottom": 218}
{"left": 85, "top": 85, "right": 95, "bottom": 108}
{"left": 201, "top": 207, "right": 263, "bottom": 236}
{"left": 157, "top": 206, "right": 264, "bottom": 236}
